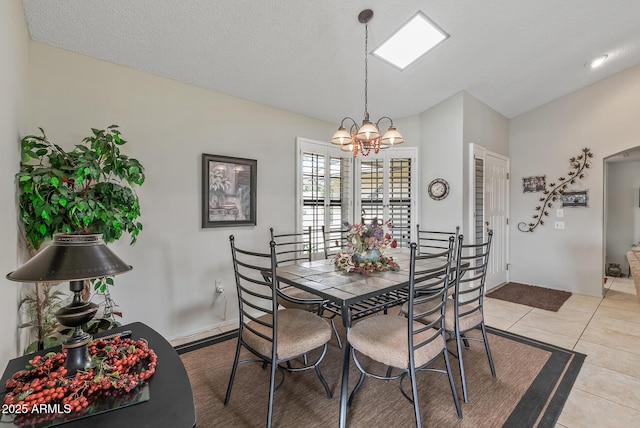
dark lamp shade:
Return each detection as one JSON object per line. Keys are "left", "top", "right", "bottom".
{"left": 6, "top": 233, "right": 132, "bottom": 283}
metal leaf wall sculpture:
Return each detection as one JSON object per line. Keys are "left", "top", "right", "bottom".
{"left": 517, "top": 147, "right": 593, "bottom": 232}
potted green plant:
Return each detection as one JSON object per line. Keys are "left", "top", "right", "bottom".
{"left": 15, "top": 125, "right": 145, "bottom": 352}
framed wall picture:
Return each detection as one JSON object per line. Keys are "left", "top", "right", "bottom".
{"left": 202, "top": 154, "right": 257, "bottom": 227}
{"left": 561, "top": 190, "right": 588, "bottom": 208}
{"left": 523, "top": 175, "right": 546, "bottom": 193}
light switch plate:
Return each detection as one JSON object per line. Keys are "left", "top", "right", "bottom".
{"left": 557, "top": 209, "right": 564, "bottom": 218}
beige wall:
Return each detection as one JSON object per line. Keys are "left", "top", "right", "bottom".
{"left": 510, "top": 63, "right": 640, "bottom": 296}
{"left": 418, "top": 91, "right": 509, "bottom": 236}
{"left": 462, "top": 91, "right": 510, "bottom": 239}
{"left": 419, "top": 92, "right": 465, "bottom": 231}
{"left": 0, "top": 0, "right": 29, "bottom": 368}
{"left": 462, "top": 91, "right": 509, "bottom": 156}
{"left": 26, "top": 42, "right": 338, "bottom": 342}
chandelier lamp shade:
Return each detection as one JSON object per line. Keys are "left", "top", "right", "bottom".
{"left": 6, "top": 233, "right": 132, "bottom": 375}
{"left": 331, "top": 9, "right": 404, "bottom": 157}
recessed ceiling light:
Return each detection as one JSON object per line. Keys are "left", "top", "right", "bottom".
{"left": 585, "top": 54, "right": 608, "bottom": 69}
{"left": 372, "top": 11, "right": 449, "bottom": 71}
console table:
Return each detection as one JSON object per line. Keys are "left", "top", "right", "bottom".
{"left": 1, "top": 322, "right": 196, "bottom": 428}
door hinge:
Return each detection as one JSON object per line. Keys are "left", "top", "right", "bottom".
{"left": 506, "top": 218, "right": 509, "bottom": 225}
{"left": 506, "top": 263, "right": 510, "bottom": 270}
{"left": 506, "top": 172, "right": 510, "bottom": 179}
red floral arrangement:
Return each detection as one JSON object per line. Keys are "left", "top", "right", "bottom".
{"left": 341, "top": 254, "right": 400, "bottom": 275}
{"left": 3, "top": 334, "right": 156, "bottom": 425}
{"left": 333, "top": 217, "right": 400, "bottom": 274}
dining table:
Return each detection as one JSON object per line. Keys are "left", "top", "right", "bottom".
{"left": 275, "top": 248, "right": 457, "bottom": 428}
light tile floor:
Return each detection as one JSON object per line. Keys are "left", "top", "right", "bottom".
{"left": 484, "top": 276, "right": 640, "bottom": 427}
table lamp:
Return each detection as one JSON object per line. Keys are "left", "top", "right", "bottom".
{"left": 6, "top": 233, "right": 132, "bottom": 375}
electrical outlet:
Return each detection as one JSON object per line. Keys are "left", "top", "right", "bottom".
{"left": 215, "top": 279, "right": 224, "bottom": 293}
{"left": 554, "top": 221, "right": 565, "bottom": 230}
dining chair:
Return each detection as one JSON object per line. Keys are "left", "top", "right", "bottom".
{"left": 225, "top": 236, "right": 333, "bottom": 428}
{"left": 346, "top": 238, "right": 462, "bottom": 426}
{"left": 323, "top": 226, "right": 349, "bottom": 259}
{"left": 414, "top": 225, "right": 460, "bottom": 295}
{"left": 270, "top": 227, "right": 343, "bottom": 348}
{"left": 269, "top": 226, "right": 320, "bottom": 310}
{"left": 270, "top": 226, "right": 313, "bottom": 264}
{"left": 413, "top": 231, "right": 496, "bottom": 403}
{"left": 448, "top": 231, "right": 496, "bottom": 403}
{"left": 415, "top": 225, "right": 460, "bottom": 256}
{"left": 398, "top": 226, "right": 461, "bottom": 318}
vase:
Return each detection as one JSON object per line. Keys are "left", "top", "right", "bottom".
{"left": 354, "top": 248, "right": 381, "bottom": 264}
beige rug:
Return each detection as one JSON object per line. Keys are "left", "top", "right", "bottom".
{"left": 177, "top": 325, "right": 584, "bottom": 427}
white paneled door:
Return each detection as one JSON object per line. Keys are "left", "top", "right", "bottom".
{"left": 484, "top": 152, "right": 509, "bottom": 289}
{"left": 471, "top": 144, "right": 509, "bottom": 291}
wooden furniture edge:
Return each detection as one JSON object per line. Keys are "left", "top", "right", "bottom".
{"left": 625, "top": 249, "right": 640, "bottom": 305}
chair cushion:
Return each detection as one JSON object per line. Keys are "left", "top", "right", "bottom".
{"left": 347, "top": 315, "right": 444, "bottom": 368}
{"left": 400, "top": 298, "right": 439, "bottom": 318}
{"left": 399, "top": 284, "right": 454, "bottom": 316}
{"left": 453, "top": 303, "right": 484, "bottom": 332}
{"left": 413, "top": 300, "right": 484, "bottom": 332}
{"left": 277, "top": 286, "right": 323, "bottom": 312}
{"left": 244, "top": 309, "right": 331, "bottom": 360}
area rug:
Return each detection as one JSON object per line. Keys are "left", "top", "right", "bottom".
{"left": 177, "top": 325, "right": 584, "bottom": 428}
{"left": 486, "top": 282, "right": 572, "bottom": 312}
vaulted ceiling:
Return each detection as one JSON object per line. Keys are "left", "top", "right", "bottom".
{"left": 21, "top": 0, "right": 640, "bottom": 123}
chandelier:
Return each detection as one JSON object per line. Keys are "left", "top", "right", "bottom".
{"left": 331, "top": 9, "right": 404, "bottom": 157}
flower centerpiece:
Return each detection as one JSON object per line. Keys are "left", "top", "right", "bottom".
{"left": 333, "top": 218, "right": 399, "bottom": 274}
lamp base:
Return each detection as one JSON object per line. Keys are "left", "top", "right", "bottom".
{"left": 55, "top": 283, "right": 99, "bottom": 376}
{"left": 62, "top": 329, "right": 94, "bottom": 376}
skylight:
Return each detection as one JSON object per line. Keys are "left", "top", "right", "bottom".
{"left": 372, "top": 11, "right": 449, "bottom": 71}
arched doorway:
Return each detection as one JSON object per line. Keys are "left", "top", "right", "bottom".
{"left": 603, "top": 146, "right": 640, "bottom": 282}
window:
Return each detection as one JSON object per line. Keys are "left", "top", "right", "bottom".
{"left": 357, "top": 151, "right": 415, "bottom": 248}
{"left": 297, "top": 139, "right": 352, "bottom": 255}
{"left": 297, "top": 138, "right": 417, "bottom": 254}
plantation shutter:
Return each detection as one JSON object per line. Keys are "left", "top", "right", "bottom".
{"left": 360, "top": 159, "right": 385, "bottom": 222}
{"left": 298, "top": 139, "right": 352, "bottom": 255}
{"left": 475, "top": 157, "right": 485, "bottom": 247}
{"left": 301, "top": 152, "right": 325, "bottom": 253}
{"left": 357, "top": 151, "right": 415, "bottom": 249}
{"left": 388, "top": 157, "right": 412, "bottom": 248}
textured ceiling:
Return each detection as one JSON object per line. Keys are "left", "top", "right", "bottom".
{"left": 21, "top": 0, "right": 640, "bottom": 123}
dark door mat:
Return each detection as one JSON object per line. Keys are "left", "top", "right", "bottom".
{"left": 486, "top": 282, "right": 572, "bottom": 311}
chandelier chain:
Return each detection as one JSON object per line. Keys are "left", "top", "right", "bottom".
{"left": 330, "top": 9, "right": 403, "bottom": 157}
{"left": 364, "top": 21, "right": 368, "bottom": 120}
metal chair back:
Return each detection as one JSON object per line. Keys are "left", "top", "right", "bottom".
{"left": 270, "top": 226, "right": 312, "bottom": 265}
{"left": 415, "top": 224, "right": 460, "bottom": 255}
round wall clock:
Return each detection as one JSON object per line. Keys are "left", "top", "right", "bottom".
{"left": 428, "top": 178, "right": 450, "bottom": 200}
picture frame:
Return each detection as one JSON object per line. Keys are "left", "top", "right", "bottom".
{"left": 523, "top": 175, "right": 546, "bottom": 193}
{"left": 561, "top": 190, "right": 588, "bottom": 208}
{"left": 202, "top": 154, "right": 257, "bottom": 227}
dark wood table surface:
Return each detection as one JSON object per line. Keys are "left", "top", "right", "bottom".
{"left": 1, "top": 322, "right": 195, "bottom": 428}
